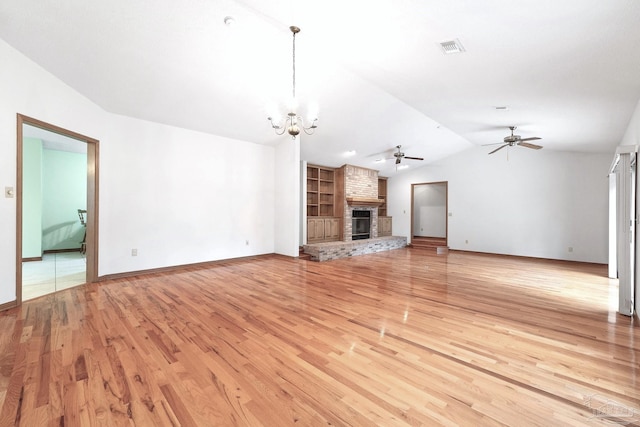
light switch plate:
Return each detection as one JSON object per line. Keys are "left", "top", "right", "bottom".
{"left": 5, "top": 187, "right": 14, "bottom": 198}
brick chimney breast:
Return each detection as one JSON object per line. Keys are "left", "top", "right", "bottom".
{"left": 341, "top": 165, "right": 380, "bottom": 241}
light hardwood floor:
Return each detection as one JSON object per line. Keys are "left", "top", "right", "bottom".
{"left": 0, "top": 249, "right": 638, "bottom": 426}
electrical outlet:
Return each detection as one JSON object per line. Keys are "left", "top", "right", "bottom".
{"left": 465, "top": 240, "right": 469, "bottom": 244}
{"left": 568, "top": 247, "right": 573, "bottom": 253}
{"left": 245, "top": 240, "right": 249, "bottom": 246}
{"left": 131, "top": 248, "right": 138, "bottom": 256}
{"left": 5, "top": 187, "right": 14, "bottom": 198}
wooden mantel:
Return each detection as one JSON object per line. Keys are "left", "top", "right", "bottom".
{"left": 346, "top": 197, "right": 385, "bottom": 207}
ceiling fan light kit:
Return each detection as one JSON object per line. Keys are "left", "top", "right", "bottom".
{"left": 268, "top": 26, "right": 318, "bottom": 139}
{"left": 486, "top": 126, "right": 542, "bottom": 155}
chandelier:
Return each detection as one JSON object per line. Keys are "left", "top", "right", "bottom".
{"left": 268, "top": 26, "right": 318, "bottom": 139}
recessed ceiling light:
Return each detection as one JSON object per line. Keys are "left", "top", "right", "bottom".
{"left": 224, "top": 16, "right": 235, "bottom": 26}
{"left": 344, "top": 150, "right": 357, "bottom": 157}
{"left": 495, "top": 106, "right": 509, "bottom": 111}
{"left": 374, "top": 158, "right": 386, "bottom": 163}
{"left": 397, "top": 165, "right": 410, "bottom": 170}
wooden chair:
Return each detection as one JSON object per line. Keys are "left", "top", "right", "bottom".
{"left": 78, "top": 209, "right": 87, "bottom": 254}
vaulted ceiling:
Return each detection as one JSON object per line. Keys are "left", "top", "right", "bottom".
{"left": 2, "top": 0, "right": 640, "bottom": 175}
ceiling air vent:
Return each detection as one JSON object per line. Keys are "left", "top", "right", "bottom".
{"left": 439, "top": 39, "right": 465, "bottom": 54}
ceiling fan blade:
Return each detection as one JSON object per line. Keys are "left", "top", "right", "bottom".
{"left": 482, "top": 142, "right": 506, "bottom": 146}
{"left": 488, "top": 144, "right": 508, "bottom": 155}
{"left": 404, "top": 156, "right": 424, "bottom": 161}
{"left": 518, "top": 137, "right": 541, "bottom": 142}
{"left": 518, "top": 142, "right": 543, "bottom": 150}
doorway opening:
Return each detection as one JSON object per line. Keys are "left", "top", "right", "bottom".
{"left": 411, "top": 182, "right": 448, "bottom": 249}
{"left": 16, "top": 114, "right": 99, "bottom": 303}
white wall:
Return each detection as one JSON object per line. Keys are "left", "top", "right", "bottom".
{"left": 41, "top": 148, "right": 87, "bottom": 251}
{"left": 621, "top": 99, "right": 640, "bottom": 148}
{"left": 388, "top": 146, "right": 610, "bottom": 263}
{"left": 22, "top": 138, "right": 43, "bottom": 258}
{"left": 0, "top": 38, "right": 278, "bottom": 305}
{"left": 98, "top": 115, "right": 275, "bottom": 274}
{"left": 620, "top": 98, "right": 640, "bottom": 315}
{"left": 274, "top": 138, "right": 301, "bottom": 257}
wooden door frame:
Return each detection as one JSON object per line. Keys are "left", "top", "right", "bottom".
{"left": 410, "top": 181, "right": 448, "bottom": 245}
{"left": 16, "top": 114, "right": 99, "bottom": 304}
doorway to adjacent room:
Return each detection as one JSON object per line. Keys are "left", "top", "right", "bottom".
{"left": 411, "top": 182, "right": 448, "bottom": 249}
{"left": 16, "top": 114, "right": 99, "bottom": 303}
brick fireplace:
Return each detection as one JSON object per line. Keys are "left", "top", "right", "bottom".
{"left": 303, "top": 163, "right": 407, "bottom": 261}
{"left": 341, "top": 165, "right": 383, "bottom": 241}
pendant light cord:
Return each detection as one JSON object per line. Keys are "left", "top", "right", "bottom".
{"left": 292, "top": 29, "right": 296, "bottom": 101}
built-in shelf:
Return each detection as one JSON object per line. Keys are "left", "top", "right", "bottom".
{"left": 378, "top": 177, "right": 391, "bottom": 236}
{"left": 378, "top": 178, "right": 387, "bottom": 217}
{"left": 307, "top": 165, "right": 335, "bottom": 217}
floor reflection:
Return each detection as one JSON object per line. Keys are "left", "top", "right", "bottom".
{"left": 22, "top": 252, "right": 86, "bottom": 301}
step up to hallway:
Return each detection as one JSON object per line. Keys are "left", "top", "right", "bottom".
{"left": 298, "top": 246, "right": 312, "bottom": 260}
{"left": 410, "top": 237, "right": 448, "bottom": 254}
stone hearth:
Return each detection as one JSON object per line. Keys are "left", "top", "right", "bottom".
{"left": 303, "top": 236, "right": 407, "bottom": 262}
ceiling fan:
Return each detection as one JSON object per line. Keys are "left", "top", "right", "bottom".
{"left": 486, "top": 126, "right": 542, "bottom": 154}
{"left": 393, "top": 145, "right": 424, "bottom": 164}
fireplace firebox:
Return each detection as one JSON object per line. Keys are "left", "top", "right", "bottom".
{"left": 352, "top": 210, "right": 371, "bottom": 240}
